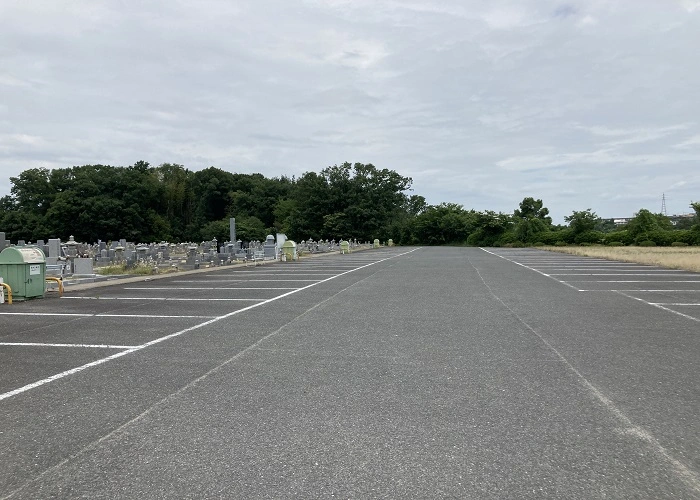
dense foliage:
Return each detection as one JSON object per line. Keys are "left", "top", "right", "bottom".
{"left": 0, "top": 162, "right": 698, "bottom": 246}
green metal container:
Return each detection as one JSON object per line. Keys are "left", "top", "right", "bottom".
{"left": 0, "top": 247, "right": 46, "bottom": 300}
{"left": 281, "top": 240, "right": 297, "bottom": 261}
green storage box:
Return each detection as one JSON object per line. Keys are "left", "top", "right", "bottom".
{"left": 0, "top": 247, "right": 46, "bottom": 300}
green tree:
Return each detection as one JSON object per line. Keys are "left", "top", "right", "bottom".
{"left": 626, "top": 209, "right": 672, "bottom": 243}
{"left": 565, "top": 209, "right": 601, "bottom": 243}
{"left": 691, "top": 202, "right": 700, "bottom": 230}
{"left": 286, "top": 163, "right": 412, "bottom": 241}
{"left": 513, "top": 197, "right": 552, "bottom": 243}
{"left": 412, "top": 203, "right": 475, "bottom": 244}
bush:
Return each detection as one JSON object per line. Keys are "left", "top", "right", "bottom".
{"left": 637, "top": 229, "right": 674, "bottom": 246}
{"left": 671, "top": 241, "right": 689, "bottom": 247}
{"left": 532, "top": 242, "right": 545, "bottom": 247}
{"left": 611, "top": 229, "right": 632, "bottom": 245}
{"left": 638, "top": 240, "right": 657, "bottom": 247}
{"left": 466, "top": 231, "right": 483, "bottom": 246}
{"left": 607, "top": 241, "right": 624, "bottom": 246}
{"left": 540, "top": 229, "right": 572, "bottom": 245}
{"left": 574, "top": 230, "right": 603, "bottom": 244}
{"left": 554, "top": 241, "right": 567, "bottom": 247}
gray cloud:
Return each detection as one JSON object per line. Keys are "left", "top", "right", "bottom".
{"left": 1, "top": 0, "right": 698, "bottom": 222}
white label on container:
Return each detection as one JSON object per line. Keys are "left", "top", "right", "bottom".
{"left": 29, "top": 264, "right": 40, "bottom": 275}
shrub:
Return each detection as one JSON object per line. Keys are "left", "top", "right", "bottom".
{"left": 671, "top": 241, "right": 689, "bottom": 247}
{"left": 540, "top": 231, "right": 566, "bottom": 245}
{"left": 611, "top": 229, "right": 632, "bottom": 245}
{"left": 637, "top": 229, "right": 675, "bottom": 246}
{"left": 532, "top": 242, "right": 545, "bottom": 247}
{"left": 638, "top": 240, "right": 657, "bottom": 247}
{"left": 574, "top": 230, "right": 603, "bottom": 244}
{"left": 554, "top": 241, "right": 567, "bottom": 247}
{"left": 466, "top": 232, "right": 481, "bottom": 246}
{"left": 607, "top": 241, "right": 624, "bottom": 246}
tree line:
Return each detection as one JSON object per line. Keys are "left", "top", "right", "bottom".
{"left": 0, "top": 161, "right": 698, "bottom": 246}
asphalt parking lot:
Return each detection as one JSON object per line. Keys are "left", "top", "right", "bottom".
{"left": 1, "top": 247, "right": 699, "bottom": 499}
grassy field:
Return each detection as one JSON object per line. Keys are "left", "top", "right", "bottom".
{"left": 542, "top": 246, "right": 700, "bottom": 273}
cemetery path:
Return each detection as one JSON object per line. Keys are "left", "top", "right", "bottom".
{"left": 1, "top": 247, "right": 699, "bottom": 499}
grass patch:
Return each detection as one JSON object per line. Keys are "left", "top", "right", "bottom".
{"left": 541, "top": 245, "right": 700, "bottom": 273}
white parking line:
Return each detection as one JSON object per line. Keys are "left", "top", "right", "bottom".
{"left": 171, "top": 279, "right": 318, "bottom": 283}
{"left": 550, "top": 273, "right": 693, "bottom": 276}
{"left": 534, "top": 267, "right": 672, "bottom": 270}
{"left": 616, "top": 291, "right": 700, "bottom": 324}
{"left": 650, "top": 303, "right": 700, "bottom": 306}
{"left": 480, "top": 248, "right": 580, "bottom": 290}
{"left": 217, "top": 279, "right": 319, "bottom": 282}
{"left": 0, "top": 248, "right": 419, "bottom": 402}
{"left": 0, "top": 312, "right": 216, "bottom": 318}
{"left": 567, "top": 280, "right": 700, "bottom": 283}
{"left": 124, "top": 287, "right": 298, "bottom": 290}
{"left": 579, "top": 289, "right": 700, "bottom": 293}
{"left": 61, "top": 297, "right": 265, "bottom": 301}
{"left": 0, "top": 342, "right": 136, "bottom": 349}
{"left": 204, "top": 272, "right": 335, "bottom": 275}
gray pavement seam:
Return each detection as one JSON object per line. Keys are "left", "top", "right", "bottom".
{"left": 467, "top": 253, "right": 700, "bottom": 496}
{"left": 0, "top": 259, "right": 398, "bottom": 500}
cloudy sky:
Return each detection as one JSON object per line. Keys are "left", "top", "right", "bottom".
{"left": 1, "top": 0, "right": 699, "bottom": 222}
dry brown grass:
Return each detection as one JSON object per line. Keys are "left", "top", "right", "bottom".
{"left": 542, "top": 246, "right": 700, "bottom": 273}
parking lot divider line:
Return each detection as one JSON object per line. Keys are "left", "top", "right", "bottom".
{"left": 122, "top": 287, "right": 300, "bottom": 290}
{"left": 568, "top": 280, "right": 700, "bottom": 283}
{"left": 0, "top": 312, "right": 218, "bottom": 319}
{"left": 651, "top": 303, "right": 700, "bottom": 306}
{"left": 615, "top": 291, "right": 700, "bottom": 324}
{"left": 0, "top": 312, "right": 91, "bottom": 317}
{"left": 0, "top": 349, "right": 139, "bottom": 401}
{"left": 0, "top": 343, "right": 137, "bottom": 349}
{"left": 60, "top": 297, "right": 267, "bottom": 301}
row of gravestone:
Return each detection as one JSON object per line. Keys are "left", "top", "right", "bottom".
{"left": 296, "top": 239, "right": 368, "bottom": 254}
{"left": 0, "top": 231, "right": 375, "bottom": 275}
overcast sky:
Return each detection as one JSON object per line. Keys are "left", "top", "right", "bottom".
{"left": 1, "top": 0, "right": 699, "bottom": 222}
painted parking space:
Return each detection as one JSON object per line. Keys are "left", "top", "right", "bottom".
{"left": 483, "top": 248, "right": 700, "bottom": 322}
{"left": 0, "top": 315, "right": 210, "bottom": 347}
{"left": 0, "top": 345, "right": 131, "bottom": 396}
{"left": 0, "top": 248, "right": 412, "bottom": 403}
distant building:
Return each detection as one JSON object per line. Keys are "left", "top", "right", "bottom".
{"left": 670, "top": 213, "right": 695, "bottom": 226}
{"left": 610, "top": 218, "right": 632, "bottom": 226}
